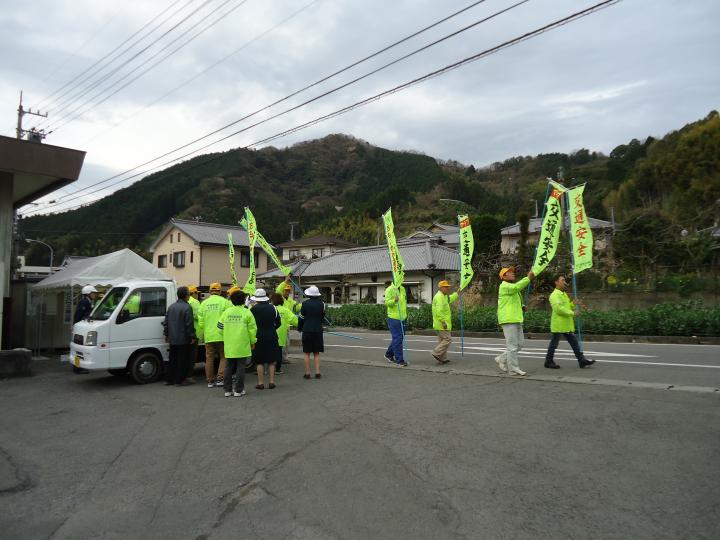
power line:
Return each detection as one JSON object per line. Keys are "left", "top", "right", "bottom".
{"left": 23, "top": 0, "right": 622, "bottom": 218}
{"left": 29, "top": 0, "right": 498, "bottom": 210}
{"left": 80, "top": 0, "right": 323, "bottom": 145}
{"left": 34, "top": 0, "right": 189, "bottom": 110}
{"left": 38, "top": 0, "right": 220, "bottom": 130}
{"left": 45, "top": 0, "right": 250, "bottom": 134}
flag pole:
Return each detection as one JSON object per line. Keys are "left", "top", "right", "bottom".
{"left": 457, "top": 214, "right": 464, "bottom": 357}
{"left": 564, "top": 189, "right": 584, "bottom": 352}
{"left": 525, "top": 182, "right": 552, "bottom": 304}
{"left": 383, "top": 208, "right": 406, "bottom": 362}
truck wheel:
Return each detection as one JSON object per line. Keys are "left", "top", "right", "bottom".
{"left": 129, "top": 351, "right": 162, "bottom": 384}
{"left": 108, "top": 368, "right": 128, "bottom": 376}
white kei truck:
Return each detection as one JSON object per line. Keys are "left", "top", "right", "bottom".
{"left": 69, "top": 280, "right": 178, "bottom": 384}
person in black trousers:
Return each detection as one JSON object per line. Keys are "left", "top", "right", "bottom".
{"left": 299, "top": 285, "right": 325, "bottom": 379}
{"left": 250, "top": 288, "right": 281, "bottom": 389}
{"left": 72, "top": 285, "right": 98, "bottom": 374}
{"left": 163, "top": 287, "right": 197, "bottom": 386}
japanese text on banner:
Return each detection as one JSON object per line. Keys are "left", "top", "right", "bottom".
{"left": 227, "top": 233, "right": 238, "bottom": 286}
{"left": 240, "top": 218, "right": 291, "bottom": 276}
{"left": 382, "top": 209, "right": 405, "bottom": 288}
{"left": 242, "top": 208, "right": 258, "bottom": 294}
{"left": 531, "top": 185, "right": 565, "bottom": 275}
{"left": 567, "top": 184, "right": 593, "bottom": 273}
{"left": 458, "top": 214, "right": 474, "bottom": 290}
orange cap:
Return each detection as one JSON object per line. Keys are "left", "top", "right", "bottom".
{"left": 499, "top": 267, "right": 514, "bottom": 279}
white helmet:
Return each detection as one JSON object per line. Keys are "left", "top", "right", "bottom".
{"left": 82, "top": 285, "right": 98, "bottom": 295}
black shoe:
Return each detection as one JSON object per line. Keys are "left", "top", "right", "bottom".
{"left": 384, "top": 353, "right": 394, "bottom": 363}
{"left": 544, "top": 362, "right": 561, "bottom": 369}
{"left": 579, "top": 359, "right": 594, "bottom": 368}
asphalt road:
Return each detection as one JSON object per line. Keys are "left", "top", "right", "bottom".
{"left": 321, "top": 330, "right": 720, "bottom": 391}
{"left": 1, "top": 338, "right": 719, "bottom": 539}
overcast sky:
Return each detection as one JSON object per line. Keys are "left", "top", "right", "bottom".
{"left": 1, "top": 0, "right": 718, "bottom": 215}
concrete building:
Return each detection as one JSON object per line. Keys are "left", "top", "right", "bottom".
{"left": 500, "top": 216, "right": 614, "bottom": 254}
{"left": 258, "top": 239, "right": 459, "bottom": 305}
{"left": 148, "top": 218, "right": 269, "bottom": 289}
{"left": 276, "top": 235, "right": 357, "bottom": 261}
{"left": 1, "top": 135, "right": 85, "bottom": 350}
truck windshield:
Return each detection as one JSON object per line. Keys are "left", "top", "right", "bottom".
{"left": 90, "top": 287, "right": 128, "bottom": 321}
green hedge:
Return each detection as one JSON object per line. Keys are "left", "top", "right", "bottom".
{"left": 326, "top": 301, "right": 720, "bottom": 337}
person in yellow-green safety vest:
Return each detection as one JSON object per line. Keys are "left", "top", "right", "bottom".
{"left": 431, "top": 280, "right": 458, "bottom": 365}
{"left": 217, "top": 289, "right": 257, "bottom": 397}
{"left": 271, "top": 292, "right": 298, "bottom": 374}
{"left": 275, "top": 276, "right": 300, "bottom": 367}
{"left": 494, "top": 266, "right": 535, "bottom": 376}
{"left": 275, "top": 275, "right": 300, "bottom": 313}
{"left": 198, "top": 282, "right": 230, "bottom": 388}
{"left": 186, "top": 285, "right": 202, "bottom": 381}
{"left": 383, "top": 281, "right": 407, "bottom": 366}
{"left": 544, "top": 274, "right": 595, "bottom": 369}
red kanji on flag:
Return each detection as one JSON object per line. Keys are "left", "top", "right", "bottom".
{"left": 575, "top": 227, "right": 588, "bottom": 240}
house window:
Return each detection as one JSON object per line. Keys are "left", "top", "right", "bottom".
{"left": 312, "top": 248, "right": 324, "bottom": 258}
{"left": 177, "top": 232, "right": 181, "bottom": 242}
{"left": 173, "top": 251, "right": 185, "bottom": 267}
{"left": 406, "top": 285, "right": 420, "bottom": 304}
{"left": 169, "top": 234, "right": 173, "bottom": 244}
{"left": 240, "top": 251, "right": 259, "bottom": 268}
{"left": 359, "top": 286, "right": 377, "bottom": 304}
{"left": 158, "top": 255, "right": 167, "bottom": 268}
{"left": 289, "top": 249, "right": 300, "bottom": 259}
{"left": 190, "top": 251, "right": 194, "bottom": 263}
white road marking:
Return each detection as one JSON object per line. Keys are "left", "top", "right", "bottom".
{"left": 323, "top": 344, "right": 720, "bottom": 369}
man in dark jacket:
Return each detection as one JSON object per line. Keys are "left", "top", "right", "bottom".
{"left": 72, "top": 285, "right": 98, "bottom": 374}
{"left": 164, "top": 287, "right": 197, "bottom": 386}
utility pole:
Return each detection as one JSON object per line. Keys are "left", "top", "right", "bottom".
{"left": 289, "top": 221, "right": 299, "bottom": 241}
{"left": 16, "top": 91, "right": 48, "bottom": 140}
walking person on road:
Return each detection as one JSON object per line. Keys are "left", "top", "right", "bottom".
{"left": 383, "top": 281, "right": 407, "bottom": 367}
{"left": 218, "top": 289, "right": 256, "bottom": 397}
{"left": 299, "top": 286, "right": 325, "bottom": 379}
{"left": 198, "top": 282, "right": 229, "bottom": 388}
{"left": 163, "top": 286, "right": 197, "bottom": 386}
{"left": 431, "top": 280, "right": 458, "bottom": 365}
{"left": 72, "top": 285, "right": 98, "bottom": 374}
{"left": 250, "top": 289, "right": 281, "bottom": 389}
{"left": 545, "top": 275, "right": 595, "bottom": 369}
{"left": 495, "top": 267, "right": 535, "bottom": 376}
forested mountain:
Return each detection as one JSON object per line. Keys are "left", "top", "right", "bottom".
{"left": 19, "top": 112, "right": 720, "bottom": 269}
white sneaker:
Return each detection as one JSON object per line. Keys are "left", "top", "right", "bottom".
{"left": 494, "top": 356, "right": 508, "bottom": 373}
{"left": 224, "top": 391, "right": 232, "bottom": 397}
{"left": 233, "top": 390, "right": 246, "bottom": 397}
{"left": 511, "top": 369, "right": 527, "bottom": 376}
{"left": 215, "top": 380, "right": 224, "bottom": 387}
{"left": 207, "top": 382, "right": 214, "bottom": 388}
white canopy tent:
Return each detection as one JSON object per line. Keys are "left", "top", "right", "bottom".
{"left": 27, "top": 249, "right": 170, "bottom": 351}
{"left": 33, "top": 248, "right": 170, "bottom": 291}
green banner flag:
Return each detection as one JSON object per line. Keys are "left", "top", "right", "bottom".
{"left": 382, "top": 208, "right": 405, "bottom": 288}
{"left": 531, "top": 183, "right": 566, "bottom": 275}
{"left": 242, "top": 208, "right": 258, "bottom": 295}
{"left": 239, "top": 218, "right": 291, "bottom": 276}
{"left": 227, "top": 233, "right": 238, "bottom": 286}
{"left": 458, "top": 214, "right": 474, "bottom": 290}
{"left": 567, "top": 184, "right": 593, "bottom": 273}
